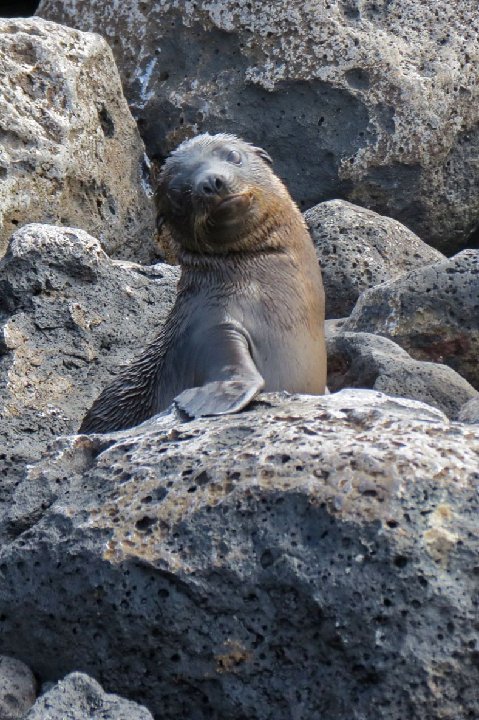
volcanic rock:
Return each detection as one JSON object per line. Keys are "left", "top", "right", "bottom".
{"left": 25, "top": 673, "right": 153, "bottom": 720}
{"left": 327, "top": 331, "right": 477, "bottom": 418}
{"left": 0, "top": 390, "right": 477, "bottom": 720}
{"left": 0, "top": 223, "right": 178, "bottom": 526}
{"left": 37, "top": 0, "right": 479, "bottom": 251}
{"left": 0, "top": 17, "right": 157, "bottom": 262}
{"left": 342, "top": 250, "right": 479, "bottom": 389}
{"left": 307, "top": 200, "right": 444, "bottom": 318}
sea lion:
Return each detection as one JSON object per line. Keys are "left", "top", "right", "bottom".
{"left": 79, "top": 133, "right": 326, "bottom": 433}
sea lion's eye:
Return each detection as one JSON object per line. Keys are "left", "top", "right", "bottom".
{"left": 226, "top": 149, "right": 242, "bottom": 165}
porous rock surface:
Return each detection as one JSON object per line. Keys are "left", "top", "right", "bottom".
{"left": 458, "top": 396, "right": 479, "bottom": 424}
{"left": 0, "top": 655, "right": 36, "bottom": 719}
{"left": 0, "top": 17, "right": 157, "bottom": 262}
{"left": 0, "top": 390, "right": 478, "bottom": 720}
{"left": 342, "top": 250, "right": 479, "bottom": 389}
{"left": 25, "top": 672, "right": 153, "bottom": 720}
{"left": 307, "top": 200, "right": 444, "bottom": 319}
{"left": 327, "top": 331, "right": 478, "bottom": 419}
{"left": 38, "top": 0, "right": 479, "bottom": 251}
{"left": 0, "top": 223, "right": 178, "bottom": 524}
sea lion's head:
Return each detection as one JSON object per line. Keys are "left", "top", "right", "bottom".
{"left": 156, "top": 133, "right": 299, "bottom": 255}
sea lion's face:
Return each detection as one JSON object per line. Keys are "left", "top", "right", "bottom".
{"left": 157, "top": 133, "right": 288, "bottom": 253}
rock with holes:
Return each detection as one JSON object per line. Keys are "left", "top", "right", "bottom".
{"left": 0, "top": 656, "right": 36, "bottom": 719}
{"left": 0, "top": 223, "right": 178, "bottom": 530}
{"left": 0, "top": 389, "right": 478, "bottom": 720}
{"left": 458, "top": 396, "right": 479, "bottom": 424}
{"left": 24, "top": 672, "right": 153, "bottom": 720}
{"left": 306, "top": 200, "right": 444, "bottom": 318}
{"left": 327, "top": 331, "right": 478, "bottom": 418}
{"left": 0, "top": 17, "right": 157, "bottom": 262}
{"left": 37, "top": 0, "right": 479, "bottom": 252}
{"left": 342, "top": 250, "right": 479, "bottom": 389}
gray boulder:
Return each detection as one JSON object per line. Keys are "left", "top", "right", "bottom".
{"left": 327, "top": 331, "right": 478, "bottom": 419}
{"left": 0, "top": 656, "right": 36, "bottom": 719}
{"left": 0, "top": 18, "right": 157, "bottom": 263}
{"left": 38, "top": 0, "right": 479, "bottom": 252}
{"left": 25, "top": 673, "right": 153, "bottom": 720}
{"left": 458, "top": 396, "right": 479, "bottom": 424}
{"left": 0, "top": 390, "right": 478, "bottom": 720}
{"left": 306, "top": 200, "right": 444, "bottom": 318}
{"left": 0, "top": 224, "right": 178, "bottom": 528}
{"left": 343, "top": 250, "right": 479, "bottom": 389}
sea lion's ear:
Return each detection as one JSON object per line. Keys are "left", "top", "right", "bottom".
{"left": 157, "top": 214, "right": 165, "bottom": 230}
{"left": 252, "top": 145, "right": 273, "bottom": 166}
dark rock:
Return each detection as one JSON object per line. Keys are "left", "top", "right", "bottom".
{"left": 24, "top": 672, "right": 153, "bottom": 719}
{"left": 0, "top": 224, "right": 178, "bottom": 530}
{"left": 458, "top": 396, "right": 479, "bottom": 424}
{"left": 37, "top": 0, "right": 479, "bottom": 251}
{"left": 0, "top": 390, "right": 478, "bottom": 720}
{"left": 327, "top": 331, "right": 478, "bottom": 419}
{"left": 0, "top": 2, "right": 40, "bottom": 17}
{"left": 0, "top": 656, "right": 36, "bottom": 719}
{"left": 342, "top": 250, "right": 479, "bottom": 389}
{"left": 306, "top": 200, "right": 444, "bottom": 319}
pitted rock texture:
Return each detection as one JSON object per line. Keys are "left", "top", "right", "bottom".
{"left": 38, "top": 0, "right": 479, "bottom": 252}
{"left": 25, "top": 672, "right": 153, "bottom": 720}
{"left": 306, "top": 200, "right": 444, "bottom": 319}
{"left": 1, "top": 390, "right": 478, "bottom": 720}
{"left": 342, "top": 250, "right": 479, "bottom": 390}
{"left": 0, "top": 17, "right": 157, "bottom": 262}
{"left": 0, "top": 224, "right": 178, "bottom": 524}
{"left": 327, "top": 331, "right": 478, "bottom": 419}
{"left": 458, "top": 396, "right": 479, "bottom": 424}
{"left": 0, "top": 656, "right": 36, "bottom": 719}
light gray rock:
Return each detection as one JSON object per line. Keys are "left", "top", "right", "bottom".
{"left": 37, "top": 0, "right": 479, "bottom": 252}
{"left": 0, "top": 656, "right": 36, "bottom": 719}
{"left": 0, "top": 390, "right": 478, "bottom": 720}
{"left": 327, "top": 331, "right": 478, "bottom": 419}
{"left": 0, "top": 223, "right": 178, "bottom": 529}
{"left": 24, "top": 672, "right": 153, "bottom": 720}
{"left": 306, "top": 200, "right": 444, "bottom": 318}
{"left": 342, "top": 250, "right": 479, "bottom": 390}
{"left": 0, "top": 17, "right": 157, "bottom": 262}
{"left": 458, "top": 396, "right": 479, "bottom": 424}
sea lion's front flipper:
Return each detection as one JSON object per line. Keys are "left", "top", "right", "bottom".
{"left": 175, "top": 324, "right": 264, "bottom": 418}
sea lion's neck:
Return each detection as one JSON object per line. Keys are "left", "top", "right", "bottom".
{"left": 175, "top": 206, "right": 309, "bottom": 270}
{"left": 177, "top": 245, "right": 284, "bottom": 271}
{"left": 176, "top": 247, "right": 286, "bottom": 291}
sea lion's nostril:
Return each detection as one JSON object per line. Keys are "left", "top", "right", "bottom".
{"left": 198, "top": 174, "right": 225, "bottom": 197}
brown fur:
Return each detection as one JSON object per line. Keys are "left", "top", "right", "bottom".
{"left": 80, "top": 133, "right": 326, "bottom": 433}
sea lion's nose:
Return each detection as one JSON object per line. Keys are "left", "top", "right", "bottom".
{"left": 195, "top": 172, "right": 227, "bottom": 198}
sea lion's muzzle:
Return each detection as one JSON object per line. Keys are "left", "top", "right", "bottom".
{"left": 195, "top": 171, "right": 228, "bottom": 198}
{"left": 192, "top": 164, "right": 253, "bottom": 224}
{"left": 209, "top": 192, "right": 253, "bottom": 223}
{"left": 193, "top": 162, "right": 238, "bottom": 201}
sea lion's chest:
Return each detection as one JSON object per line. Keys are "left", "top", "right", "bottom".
{"left": 185, "top": 261, "right": 326, "bottom": 394}
{"left": 233, "top": 286, "right": 325, "bottom": 393}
